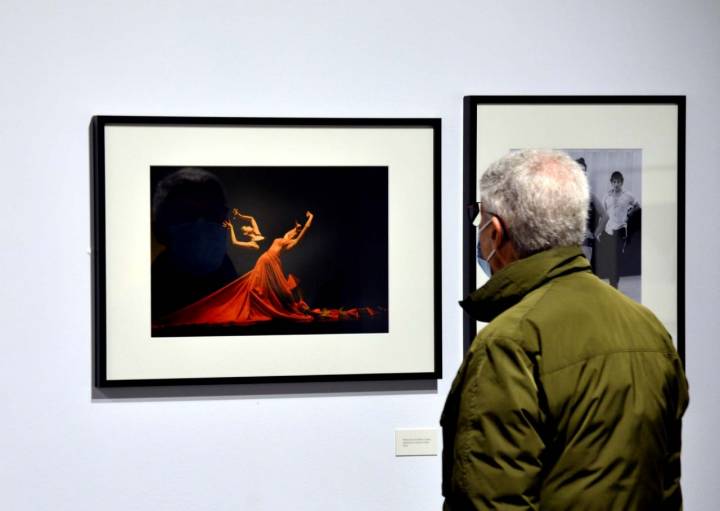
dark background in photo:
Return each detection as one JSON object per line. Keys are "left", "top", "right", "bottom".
{"left": 150, "top": 165, "right": 389, "bottom": 335}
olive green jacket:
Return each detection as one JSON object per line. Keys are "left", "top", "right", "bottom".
{"left": 441, "top": 246, "right": 688, "bottom": 510}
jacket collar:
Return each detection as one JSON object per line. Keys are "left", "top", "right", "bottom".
{"left": 460, "top": 246, "right": 591, "bottom": 323}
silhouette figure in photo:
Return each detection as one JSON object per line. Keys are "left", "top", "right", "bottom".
{"left": 151, "top": 168, "right": 261, "bottom": 318}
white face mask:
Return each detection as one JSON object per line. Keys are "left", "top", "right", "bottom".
{"left": 475, "top": 215, "right": 496, "bottom": 278}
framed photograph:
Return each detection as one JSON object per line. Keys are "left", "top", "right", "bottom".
{"left": 463, "top": 96, "right": 685, "bottom": 362}
{"left": 92, "top": 116, "right": 441, "bottom": 386}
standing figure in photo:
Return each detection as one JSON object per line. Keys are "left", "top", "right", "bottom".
{"left": 595, "top": 170, "right": 640, "bottom": 288}
{"left": 575, "top": 157, "right": 607, "bottom": 266}
{"left": 442, "top": 149, "right": 687, "bottom": 510}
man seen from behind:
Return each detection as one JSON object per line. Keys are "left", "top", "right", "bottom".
{"left": 441, "top": 149, "right": 688, "bottom": 510}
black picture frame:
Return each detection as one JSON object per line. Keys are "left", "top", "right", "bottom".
{"left": 463, "top": 96, "right": 685, "bottom": 364}
{"left": 92, "top": 116, "right": 442, "bottom": 387}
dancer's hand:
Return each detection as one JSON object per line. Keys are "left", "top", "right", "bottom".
{"left": 232, "top": 208, "right": 251, "bottom": 220}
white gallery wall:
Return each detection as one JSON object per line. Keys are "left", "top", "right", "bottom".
{"left": 1, "top": 1, "right": 718, "bottom": 509}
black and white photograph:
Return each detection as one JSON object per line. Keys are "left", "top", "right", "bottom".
{"left": 463, "top": 96, "right": 684, "bottom": 357}
{"left": 564, "top": 149, "right": 642, "bottom": 302}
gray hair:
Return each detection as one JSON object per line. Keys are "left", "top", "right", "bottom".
{"left": 480, "top": 149, "right": 589, "bottom": 255}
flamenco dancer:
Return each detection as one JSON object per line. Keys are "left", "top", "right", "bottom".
{"left": 156, "top": 211, "right": 315, "bottom": 327}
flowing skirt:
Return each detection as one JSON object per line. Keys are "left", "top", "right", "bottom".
{"left": 157, "top": 250, "right": 312, "bottom": 327}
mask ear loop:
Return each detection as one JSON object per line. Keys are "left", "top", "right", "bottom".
{"left": 476, "top": 214, "right": 497, "bottom": 279}
{"left": 475, "top": 209, "right": 511, "bottom": 258}
{"left": 475, "top": 214, "right": 494, "bottom": 235}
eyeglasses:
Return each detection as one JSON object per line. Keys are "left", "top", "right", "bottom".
{"left": 466, "top": 202, "right": 506, "bottom": 232}
{"left": 466, "top": 202, "right": 482, "bottom": 226}
{"left": 466, "top": 202, "right": 495, "bottom": 227}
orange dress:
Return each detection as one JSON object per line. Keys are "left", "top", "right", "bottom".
{"left": 157, "top": 239, "right": 312, "bottom": 326}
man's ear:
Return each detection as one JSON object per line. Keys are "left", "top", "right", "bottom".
{"left": 489, "top": 216, "right": 505, "bottom": 247}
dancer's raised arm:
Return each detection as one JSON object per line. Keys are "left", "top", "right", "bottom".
{"left": 284, "top": 211, "right": 313, "bottom": 251}
{"left": 223, "top": 220, "right": 259, "bottom": 250}
{"left": 232, "top": 208, "right": 263, "bottom": 237}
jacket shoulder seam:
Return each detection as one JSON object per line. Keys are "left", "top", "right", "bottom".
{"left": 541, "top": 348, "right": 679, "bottom": 376}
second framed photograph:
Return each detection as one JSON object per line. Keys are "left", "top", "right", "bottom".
{"left": 463, "top": 96, "right": 684, "bottom": 361}
{"left": 92, "top": 116, "right": 441, "bottom": 386}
